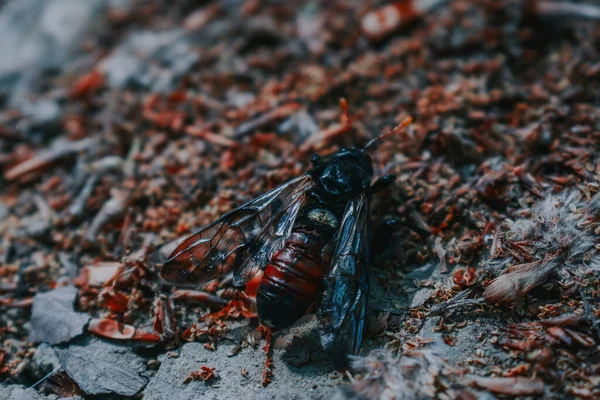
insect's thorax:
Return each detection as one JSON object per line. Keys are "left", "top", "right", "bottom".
{"left": 310, "top": 147, "right": 374, "bottom": 203}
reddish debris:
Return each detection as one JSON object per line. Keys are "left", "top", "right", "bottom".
{"left": 0, "top": 297, "right": 33, "bottom": 309}
{"left": 464, "top": 375, "right": 545, "bottom": 396}
{"left": 233, "top": 102, "right": 300, "bottom": 138}
{"left": 70, "top": 69, "right": 104, "bottom": 99}
{"left": 153, "top": 295, "right": 176, "bottom": 337}
{"left": 539, "top": 314, "right": 587, "bottom": 327}
{"left": 131, "top": 331, "right": 162, "bottom": 343}
{"left": 88, "top": 318, "right": 135, "bottom": 340}
{"left": 361, "top": 0, "right": 449, "bottom": 41}
{"left": 99, "top": 288, "right": 130, "bottom": 314}
{"left": 172, "top": 289, "right": 229, "bottom": 307}
{"left": 4, "top": 138, "right": 95, "bottom": 182}
{"left": 0, "top": 351, "right": 8, "bottom": 375}
{"left": 484, "top": 260, "right": 555, "bottom": 303}
{"left": 499, "top": 321, "right": 596, "bottom": 353}
{"left": 452, "top": 267, "right": 477, "bottom": 287}
{"left": 183, "top": 3, "right": 221, "bottom": 31}
{"left": 183, "top": 366, "right": 217, "bottom": 384}
{"left": 1, "top": 0, "right": 599, "bottom": 395}
{"left": 88, "top": 318, "right": 162, "bottom": 343}
{"left": 201, "top": 295, "right": 257, "bottom": 322}
{"left": 75, "top": 262, "right": 120, "bottom": 287}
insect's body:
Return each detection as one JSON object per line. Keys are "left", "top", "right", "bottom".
{"left": 161, "top": 113, "right": 412, "bottom": 368}
{"left": 257, "top": 148, "right": 373, "bottom": 328}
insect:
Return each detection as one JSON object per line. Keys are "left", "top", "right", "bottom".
{"left": 161, "top": 100, "right": 412, "bottom": 367}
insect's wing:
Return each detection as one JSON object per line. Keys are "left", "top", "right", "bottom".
{"left": 231, "top": 177, "right": 312, "bottom": 286}
{"left": 161, "top": 174, "right": 313, "bottom": 286}
{"left": 318, "top": 194, "right": 370, "bottom": 368}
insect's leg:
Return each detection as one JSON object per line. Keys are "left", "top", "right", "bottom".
{"left": 380, "top": 217, "right": 430, "bottom": 238}
{"left": 258, "top": 325, "right": 274, "bottom": 386}
{"left": 371, "top": 174, "right": 396, "bottom": 193}
{"left": 372, "top": 217, "right": 430, "bottom": 254}
{"left": 372, "top": 219, "right": 401, "bottom": 249}
{"left": 311, "top": 154, "right": 322, "bottom": 166}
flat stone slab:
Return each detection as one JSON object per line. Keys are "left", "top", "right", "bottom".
{"left": 144, "top": 340, "right": 342, "bottom": 400}
{"left": 55, "top": 340, "right": 148, "bottom": 397}
{"left": 0, "top": 385, "right": 49, "bottom": 400}
{"left": 29, "top": 286, "right": 90, "bottom": 345}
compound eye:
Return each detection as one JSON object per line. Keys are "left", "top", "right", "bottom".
{"left": 307, "top": 208, "right": 339, "bottom": 228}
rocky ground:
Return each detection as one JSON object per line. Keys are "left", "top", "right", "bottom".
{"left": 1, "top": 0, "right": 600, "bottom": 399}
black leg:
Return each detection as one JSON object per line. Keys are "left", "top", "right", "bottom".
{"left": 383, "top": 219, "right": 401, "bottom": 228}
{"left": 371, "top": 218, "right": 401, "bottom": 254}
{"left": 372, "top": 217, "right": 429, "bottom": 253}
{"left": 371, "top": 174, "right": 396, "bottom": 193}
{"left": 311, "top": 154, "right": 322, "bottom": 166}
{"left": 398, "top": 215, "right": 431, "bottom": 237}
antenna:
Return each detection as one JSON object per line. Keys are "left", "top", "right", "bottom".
{"left": 340, "top": 98, "right": 356, "bottom": 146}
{"left": 364, "top": 116, "right": 413, "bottom": 150}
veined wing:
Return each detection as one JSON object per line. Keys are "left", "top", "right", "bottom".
{"left": 161, "top": 174, "right": 313, "bottom": 286}
{"left": 317, "top": 194, "right": 370, "bottom": 368}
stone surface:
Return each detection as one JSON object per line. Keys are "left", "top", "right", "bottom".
{"left": 31, "top": 343, "right": 61, "bottom": 378}
{"left": 55, "top": 340, "right": 149, "bottom": 397}
{"left": 418, "top": 315, "right": 504, "bottom": 364}
{"left": 410, "top": 288, "right": 434, "bottom": 309}
{"left": 0, "top": 384, "right": 51, "bottom": 400}
{"left": 29, "top": 286, "right": 90, "bottom": 345}
{"left": 143, "top": 323, "right": 343, "bottom": 400}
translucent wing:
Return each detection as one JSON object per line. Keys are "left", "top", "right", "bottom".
{"left": 161, "top": 174, "right": 313, "bottom": 286}
{"left": 317, "top": 194, "right": 370, "bottom": 368}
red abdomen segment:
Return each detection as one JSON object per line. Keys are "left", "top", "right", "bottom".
{"left": 256, "top": 229, "right": 327, "bottom": 329}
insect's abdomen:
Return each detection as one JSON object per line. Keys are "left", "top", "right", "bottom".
{"left": 256, "top": 228, "right": 328, "bottom": 329}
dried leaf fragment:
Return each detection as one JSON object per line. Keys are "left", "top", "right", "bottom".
{"left": 463, "top": 375, "right": 545, "bottom": 396}
{"left": 5, "top": 138, "right": 95, "bottom": 181}
{"left": 484, "top": 260, "right": 556, "bottom": 303}
{"left": 88, "top": 318, "right": 135, "bottom": 340}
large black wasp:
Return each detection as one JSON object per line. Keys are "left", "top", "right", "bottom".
{"left": 161, "top": 100, "right": 412, "bottom": 367}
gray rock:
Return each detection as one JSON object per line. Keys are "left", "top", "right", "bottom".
{"left": 144, "top": 335, "right": 342, "bottom": 399}
{"left": 409, "top": 288, "right": 434, "bottom": 309}
{"left": 418, "top": 317, "right": 448, "bottom": 355}
{"left": 29, "top": 286, "right": 90, "bottom": 345}
{"left": 31, "top": 343, "right": 61, "bottom": 378}
{"left": 55, "top": 340, "right": 148, "bottom": 397}
{"left": 0, "top": 384, "right": 49, "bottom": 400}
{"left": 405, "top": 262, "right": 438, "bottom": 281}
{"left": 419, "top": 316, "right": 504, "bottom": 365}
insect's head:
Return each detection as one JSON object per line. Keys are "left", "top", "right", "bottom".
{"left": 311, "top": 99, "right": 412, "bottom": 200}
